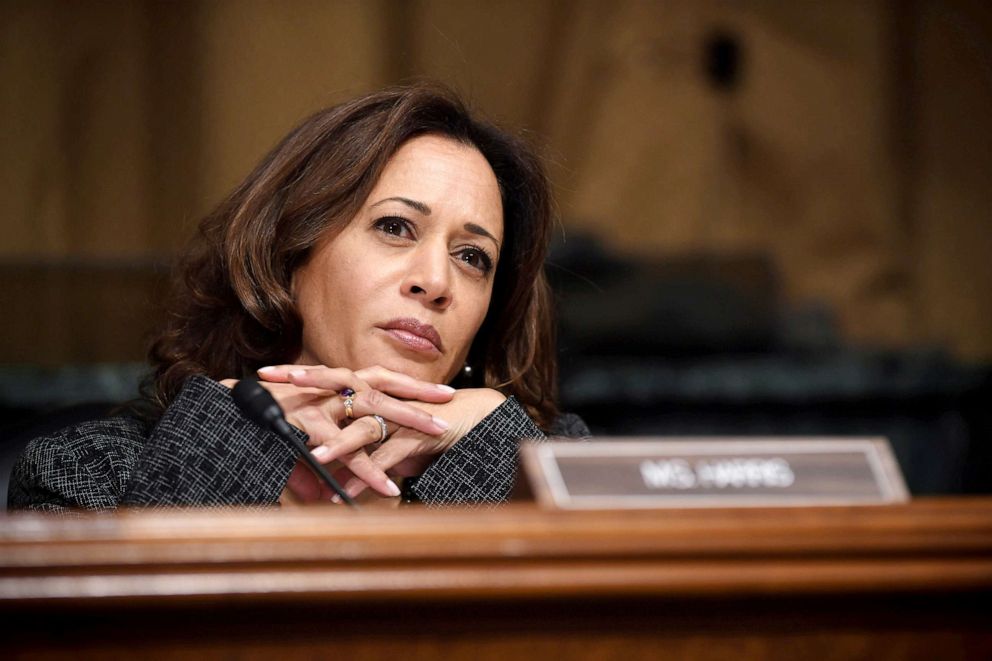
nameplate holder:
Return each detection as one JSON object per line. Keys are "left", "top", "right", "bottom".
{"left": 520, "top": 437, "right": 910, "bottom": 509}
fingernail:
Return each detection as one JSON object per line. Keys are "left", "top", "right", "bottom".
{"left": 432, "top": 415, "right": 450, "bottom": 430}
{"left": 257, "top": 366, "right": 277, "bottom": 373}
{"left": 436, "top": 384, "right": 456, "bottom": 393}
{"left": 331, "top": 494, "right": 342, "bottom": 504}
{"left": 290, "top": 369, "right": 307, "bottom": 379}
{"left": 385, "top": 479, "right": 401, "bottom": 497}
{"left": 311, "top": 446, "right": 332, "bottom": 461}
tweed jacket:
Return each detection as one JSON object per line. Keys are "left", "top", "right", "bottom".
{"left": 9, "top": 376, "right": 588, "bottom": 512}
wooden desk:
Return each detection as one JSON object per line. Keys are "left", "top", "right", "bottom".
{"left": 2, "top": 499, "right": 991, "bottom": 659}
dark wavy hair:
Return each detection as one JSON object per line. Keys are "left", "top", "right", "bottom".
{"left": 147, "top": 83, "right": 559, "bottom": 428}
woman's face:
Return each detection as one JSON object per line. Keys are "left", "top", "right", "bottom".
{"left": 293, "top": 134, "right": 504, "bottom": 384}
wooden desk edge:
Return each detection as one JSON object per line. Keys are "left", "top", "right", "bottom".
{"left": 2, "top": 498, "right": 991, "bottom": 606}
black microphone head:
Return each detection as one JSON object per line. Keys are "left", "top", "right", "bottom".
{"left": 231, "top": 378, "right": 284, "bottom": 430}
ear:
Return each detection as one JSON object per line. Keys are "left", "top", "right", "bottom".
{"left": 287, "top": 250, "right": 312, "bottom": 303}
{"left": 288, "top": 267, "right": 298, "bottom": 301}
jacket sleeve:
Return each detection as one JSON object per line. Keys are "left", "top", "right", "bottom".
{"left": 9, "top": 376, "right": 298, "bottom": 511}
{"left": 405, "top": 396, "right": 546, "bottom": 506}
{"left": 8, "top": 417, "right": 145, "bottom": 512}
{"left": 120, "top": 376, "right": 297, "bottom": 507}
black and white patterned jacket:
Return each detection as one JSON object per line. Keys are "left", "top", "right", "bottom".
{"left": 8, "top": 376, "right": 588, "bottom": 512}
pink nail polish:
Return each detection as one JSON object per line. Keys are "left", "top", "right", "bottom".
{"left": 385, "top": 480, "right": 401, "bottom": 497}
{"left": 257, "top": 366, "right": 277, "bottom": 373}
{"left": 311, "top": 446, "right": 331, "bottom": 461}
{"left": 432, "top": 415, "right": 450, "bottom": 431}
{"left": 436, "top": 384, "right": 456, "bottom": 393}
{"left": 290, "top": 369, "right": 307, "bottom": 379}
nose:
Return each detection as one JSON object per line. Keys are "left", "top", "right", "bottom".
{"left": 401, "top": 242, "right": 452, "bottom": 309}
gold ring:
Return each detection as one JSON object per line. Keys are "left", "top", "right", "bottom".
{"left": 343, "top": 396, "right": 355, "bottom": 419}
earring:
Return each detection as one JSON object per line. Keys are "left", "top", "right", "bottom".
{"left": 451, "top": 362, "right": 475, "bottom": 389}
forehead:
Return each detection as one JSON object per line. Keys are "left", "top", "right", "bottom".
{"left": 369, "top": 135, "right": 504, "bottom": 239}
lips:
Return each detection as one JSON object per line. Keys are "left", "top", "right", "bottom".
{"left": 378, "top": 318, "right": 443, "bottom": 354}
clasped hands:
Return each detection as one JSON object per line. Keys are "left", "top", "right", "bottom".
{"left": 224, "top": 365, "right": 506, "bottom": 503}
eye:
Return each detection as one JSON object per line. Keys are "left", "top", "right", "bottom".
{"left": 373, "top": 216, "right": 414, "bottom": 239}
{"left": 457, "top": 246, "right": 494, "bottom": 274}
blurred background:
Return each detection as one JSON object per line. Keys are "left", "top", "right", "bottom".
{"left": 2, "top": 0, "right": 990, "bottom": 495}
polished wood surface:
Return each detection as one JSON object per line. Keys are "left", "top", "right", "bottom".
{"left": 2, "top": 499, "right": 991, "bottom": 659}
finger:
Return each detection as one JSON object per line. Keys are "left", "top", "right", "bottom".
{"left": 256, "top": 364, "right": 369, "bottom": 395}
{"left": 368, "top": 431, "right": 442, "bottom": 477}
{"left": 259, "top": 381, "right": 330, "bottom": 405}
{"left": 339, "top": 432, "right": 441, "bottom": 500}
{"left": 347, "top": 389, "right": 449, "bottom": 436}
{"left": 219, "top": 379, "right": 238, "bottom": 389}
{"left": 258, "top": 385, "right": 336, "bottom": 436}
{"left": 285, "top": 366, "right": 370, "bottom": 394}
{"left": 355, "top": 365, "right": 456, "bottom": 403}
{"left": 255, "top": 364, "right": 304, "bottom": 383}
{"left": 330, "top": 465, "right": 379, "bottom": 502}
{"left": 339, "top": 434, "right": 443, "bottom": 500}
{"left": 340, "top": 475, "right": 370, "bottom": 501}
{"left": 310, "top": 414, "right": 390, "bottom": 462}
{"left": 333, "top": 449, "right": 401, "bottom": 500}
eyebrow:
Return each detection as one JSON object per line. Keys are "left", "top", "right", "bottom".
{"left": 464, "top": 222, "right": 500, "bottom": 248}
{"left": 371, "top": 196, "right": 431, "bottom": 215}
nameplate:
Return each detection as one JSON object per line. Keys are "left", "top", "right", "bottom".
{"left": 520, "top": 438, "right": 910, "bottom": 509}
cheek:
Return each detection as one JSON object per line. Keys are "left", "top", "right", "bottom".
{"left": 295, "top": 264, "right": 352, "bottom": 361}
{"left": 473, "top": 296, "right": 492, "bottom": 334}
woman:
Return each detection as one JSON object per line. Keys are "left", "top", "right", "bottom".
{"left": 9, "top": 83, "right": 588, "bottom": 512}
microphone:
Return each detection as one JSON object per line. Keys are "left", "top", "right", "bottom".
{"left": 232, "top": 378, "right": 357, "bottom": 508}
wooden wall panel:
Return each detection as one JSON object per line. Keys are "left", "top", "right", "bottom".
{"left": 402, "top": 0, "right": 566, "bottom": 132}
{"left": 914, "top": 0, "right": 992, "bottom": 360}
{"left": 1, "top": 1, "right": 152, "bottom": 259}
{"left": 542, "top": 1, "right": 914, "bottom": 347}
{"left": 193, "top": 0, "right": 393, "bottom": 216}
{"left": 1, "top": 0, "right": 990, "bottom": 362}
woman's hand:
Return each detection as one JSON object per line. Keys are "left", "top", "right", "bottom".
{"left": 227, "top": 364, "right": 455, "bottom": 501}
{"left": 332, "top": 387, "right": 507, "bottom": 501}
